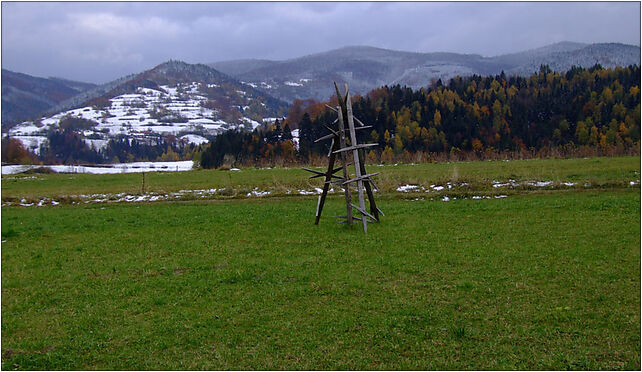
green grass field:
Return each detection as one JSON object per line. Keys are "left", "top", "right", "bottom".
{"left": 1, "top": 156, "right": 640, "bottom": 370}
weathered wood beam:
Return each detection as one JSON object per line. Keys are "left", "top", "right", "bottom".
{"left": 302, "top": 166, "right": 343, "bottom": 178}
{"left": 313, "top": 136, "right": 340, "bottom": 225}
{"left": 314, "top": 133, "right": 335, "bottom": 143}
{"left": 336, "top": 104, "right": 353, "bottom": 226}
{"left": 344, "top": 82, "right": 368, "bottom": 233}
{"left": 353, "top": 116, "right": 367, "bottom": 127}
{"left": 322, "top": 124, "right": 340, "bottom": 138}
{"left": 341, "top": 172, "right": 381, "bottom": 185}
{"left": 332, "top": 143, "right": 378, "bottom": 154}
{"left": 355, "top": 125, "right": 373, "bottom": 131}
{"left": 351, "top": 204, "right": 376, "bottom": 221}
{"left": 325, "top": 104, "right": 338, "bottom": 113}
{"left": 302, "top": 168, "right": 325, "bottom": 176}
{"left": 358, "top": 148, "right": 381, "bottom": 221}
{"left": 315, "top": 125, "right": 370, "bottom": 143}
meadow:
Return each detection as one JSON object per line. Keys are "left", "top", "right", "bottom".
{"left": 1, "top": 156, "right": 640, "bottom": 369}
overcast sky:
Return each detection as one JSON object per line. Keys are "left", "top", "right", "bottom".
{"left": 2, "top": 1, "right": 640, "bottom": 84}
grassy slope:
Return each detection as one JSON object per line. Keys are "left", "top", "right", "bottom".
{"left": 2, "top": 156, "right": 640, "bottom": 201}
{"left": 2, "top": 189, "right": 640, "bottom": 369}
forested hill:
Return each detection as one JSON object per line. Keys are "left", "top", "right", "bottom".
{"left": 200, "top": 64, "right": 640, "bottom": 168}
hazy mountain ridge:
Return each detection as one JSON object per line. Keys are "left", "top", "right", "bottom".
{"left": 504, "top": 43, "right": 641, "bottom": 76}
{"left": 210, "top": 42, "right": 640, "bottom": 103}
{"left": 2, "top": 69, "right": 96, "bottom": 126}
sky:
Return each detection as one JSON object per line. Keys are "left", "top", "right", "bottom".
{"left": 2, "top": 1, "right": 640, "bottom": 84}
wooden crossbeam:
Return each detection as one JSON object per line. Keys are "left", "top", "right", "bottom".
{"left": 351, "top": 204, "right": 376, "bottom": 221}
{"left": 332, "top": 143, "right": 378, "bottom": 154}
{"left": 355, "top": 125, "right": 373, "bottom": 131}
{"left": 315, "top": 133, "right": 334, "bottom": 143}
{"left": 302, "top": 167, "right": 325, "bottom": 176}
{"left": 353, "top": 116, "right": 367, "bottom": 127}
{"left": 322, "top": 124, "right": 340, "bottom": 137}
{"left": 325, "top": 104, "right": 338, "bottom": 113}
{"left": 341, "top": 172, "right": 381, "bottom": 185}
{"left": 319, "top": 125, "right": 370, "bottom": 142}
{"left": 302, "top": 166, "right": 343, "bottom": 179}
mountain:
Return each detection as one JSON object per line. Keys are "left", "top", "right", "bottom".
{"left": 46, "top": 60, "right": 288, "bottom": 117}
{"left": 209, "top": 59, "right": 280, "bottom": 76}
{"left": 2, "top": 69, "right": 96, "bottom": 128}
{"left": 486, "top": 41, "right": 588, "bottom": 67}
{"left": 496, "top": 43, "right": 641, "bottom": 76}
{"left": 209, "top": 42, "right": 640, "bottom": 103}
{"left": 5, "top": 60, "right": 289, "bottom": 155}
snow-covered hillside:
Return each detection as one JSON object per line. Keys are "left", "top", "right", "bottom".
{"left": 6, "top": 82, "right": 265, "bottom": 154}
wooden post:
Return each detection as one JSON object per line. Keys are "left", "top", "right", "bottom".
{"left": 336, "top": 105, "right": 353, "bottom": 226}
{"left": 313, "top": 135, "right": 339, "bottom": 224}
{"left": 344, "top": 84, "right": 368, "bottom": 233}
{"left": 358, "top": 148, "right": 380, "bottom": 221}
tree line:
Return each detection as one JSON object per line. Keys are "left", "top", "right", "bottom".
{"left": 199, "top": 64, "right": 640, "bottom": 167}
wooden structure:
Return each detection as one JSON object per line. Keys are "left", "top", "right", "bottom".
{"left": 303, "top": 83, "right": 383, "bottom": 233}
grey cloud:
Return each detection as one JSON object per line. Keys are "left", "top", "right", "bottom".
{"left": 2, "top": 2, "right": 639, "bottom": 84}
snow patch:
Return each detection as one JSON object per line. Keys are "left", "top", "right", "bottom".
{"left": 180, "top": 134, "right": 209, "bottom": 145}
{"left": 397, "top": 184, "right": 420, "bottom": 192}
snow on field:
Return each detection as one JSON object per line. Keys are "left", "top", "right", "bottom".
{"left": 179, "top": 134, "right": 209, "bottom": 145}
{"left": 397, "top": 184, "right": 420, "bottom": 192}
{"left": 84, "top": 139, "right": 110, "bottom": 151}
{"left": 1, "top": 160, "right": 194, "bottom": 175}
{"left": 240, "top": 117, "right": 261, "bottom": 130}
{"left": 10, "top": 136, "right": 48, "bottom": 155}
{"left": 247, "top": 189, "right": 271, "bottom": 197}
{"left": 262, "top": 117, "right": 285, "bottom": 124}
{"left": 492, "top": 179, "right": 565, "bottom": 188}
{"left": 298, "top": 187, "right": 323, "bottom": 195}
{"left": 290, "top": 129, "right": 300, "bottom": 149}
{"left": 284, "top": 78, "right": 311, "bottom": 87}
{"left": 492, "top": 179, "right": 519, "bottom": 188}
{"left": 525, "top": 181, "right": 553, "bottom": 187}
